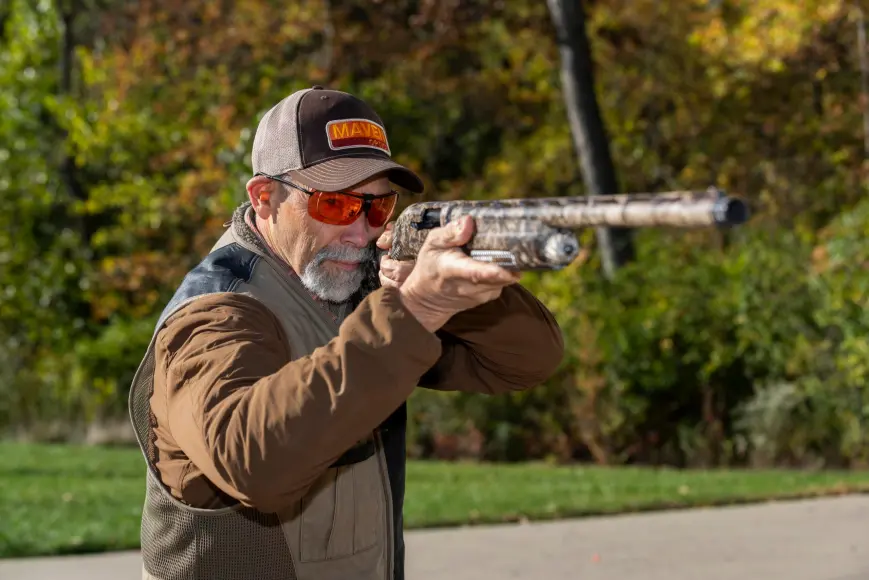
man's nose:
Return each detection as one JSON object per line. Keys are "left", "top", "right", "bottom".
{"left": 340, "top": 213, "right": 374, "bottom": 248}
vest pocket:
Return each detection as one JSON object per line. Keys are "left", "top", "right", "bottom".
{"left": 298, "top": 453, "right": 385, "bottom": 562}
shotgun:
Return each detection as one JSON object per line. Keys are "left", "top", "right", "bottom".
{"left": 387, "top": 187, "right": 749, "bottom": 271}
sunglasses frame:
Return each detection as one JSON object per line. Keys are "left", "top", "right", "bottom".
{"left": 255, "top": 172, "right": 399, "bottom": 227}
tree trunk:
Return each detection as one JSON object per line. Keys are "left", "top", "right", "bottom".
{"left": 56, "top": 0, "right": 94, "bottom": 325}
{"left": 58, "top": 0, "right": 87, "bottom": 209}
{"left": 857, "top": 4, "right": 869, "bottom": 158}
{"left": 546, "top": 0, "right": 635, "bottom": 277}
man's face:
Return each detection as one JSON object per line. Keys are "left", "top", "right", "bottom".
{"left": 254, "top": 175, "right": 393, "bottom": 303}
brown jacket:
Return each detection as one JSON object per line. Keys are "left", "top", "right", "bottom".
{"left": 150, "top": 280, "right": 564, "bottom": 512}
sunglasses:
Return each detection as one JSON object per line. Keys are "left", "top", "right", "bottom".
{"left": 256, "top": 172, "right": 399, "bottom": 228}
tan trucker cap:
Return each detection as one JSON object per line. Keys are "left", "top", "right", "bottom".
{"left": 251, "top": 85, "right": 424, "bottom": 193}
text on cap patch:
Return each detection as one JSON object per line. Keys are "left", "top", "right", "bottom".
{"left": 325, "top": 119, "right": 391, "bottom": 155}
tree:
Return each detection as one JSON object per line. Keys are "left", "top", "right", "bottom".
{"left": 546, "top": 0, "right": 635, "bottom": 277}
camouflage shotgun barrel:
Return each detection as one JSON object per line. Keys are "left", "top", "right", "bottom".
{"left": 388, "top": 186, "right": 750, "bottom": 270}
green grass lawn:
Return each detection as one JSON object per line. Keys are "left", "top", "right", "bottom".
{"left": 3, "top": 442, "right": 869, "bottom": 559}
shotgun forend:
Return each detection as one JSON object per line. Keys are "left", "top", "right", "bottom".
{"left": 387, "top": 187, "right": 750, "bottom": 271}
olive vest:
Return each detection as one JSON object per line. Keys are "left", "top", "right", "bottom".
{"left": 128, "top": 213, "right": 408, "bottom": 580}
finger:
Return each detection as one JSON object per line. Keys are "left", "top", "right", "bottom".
{"left": 378, "top": 254, "right": 398, "bottom": 282}
{"left": 376, "top": 224, "right": 395, "bottom": 250}
{"left": 440, "top": 248, "right": 519, "bottom": 280}
{"left": 440, "top": 253, "right": 520, "bottom": 285}
{"left": 379, "top": 257, "right": 395, "bottom": 278}
{"left": 472, "top": 264, "right": 520, "bottom": 285}
{"left": 422, "top": 216, "right": 474, "bottom": 250}
{"left": 379, "top": 255, "right": 406, "bottom": 274}
{"left": 382, "top": 257, "right": 414, "bottom": 282}
{"left": 379, "top": 270, "right": 399, "bottom": 288}
{"left": 393, "top": 263, "right": 414, "bottom": 284}
{"left": 473, "top": 267, "right": 520, "bottom": 286}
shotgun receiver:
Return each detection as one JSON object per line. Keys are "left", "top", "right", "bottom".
{"left": 387, "top": 187, "right": 749, "bottom": 271}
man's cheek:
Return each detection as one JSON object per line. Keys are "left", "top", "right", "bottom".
{"left": 300, "top": 226, "right": 330, "bottom": 257}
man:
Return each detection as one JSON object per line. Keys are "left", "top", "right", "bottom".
{"left": 128, "top": 85, "right": 564, "bottom": 580}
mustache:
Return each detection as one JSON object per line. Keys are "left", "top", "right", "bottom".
{"left": 311, "top": 244, "right": 376, "bottom": 266}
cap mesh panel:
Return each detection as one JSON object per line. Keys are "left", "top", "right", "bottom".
{"left": 252, "top": 89, "right": 310, "bottom": 175}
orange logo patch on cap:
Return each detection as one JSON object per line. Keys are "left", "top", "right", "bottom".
{"left": 326, "top": 119, "right": 391, "bottom": 155}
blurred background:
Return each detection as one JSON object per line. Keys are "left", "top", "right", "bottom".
{"left": 3, "top": 0, "right": 869, "bottom": 573}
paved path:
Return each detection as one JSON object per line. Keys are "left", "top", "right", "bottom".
{"left": 2, "top": 496, "right": 868, "bottom": 580}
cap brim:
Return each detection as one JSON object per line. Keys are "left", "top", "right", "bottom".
{"left": 287, "top": 156, "right": 424, "bottom": 194}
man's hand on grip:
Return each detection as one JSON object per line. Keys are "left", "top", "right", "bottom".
{"left": 398, "top": 216, "right": 520, "bottom": 332}
{"left": 376, "top": 223, "right": 414, "bottom": 289}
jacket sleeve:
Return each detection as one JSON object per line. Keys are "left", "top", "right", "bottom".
{"left": 416, "top": 283, "right": 565, "bottom": 394}
{"left": 155, "top": 286, "right": 442, "bottom": 513}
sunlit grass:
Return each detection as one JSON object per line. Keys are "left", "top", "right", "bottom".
{"left": 3, "top": 442, "right": 869, "bottom": 558}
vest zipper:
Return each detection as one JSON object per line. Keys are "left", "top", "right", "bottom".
{"left": 374, "top": 430, "right": 393, "bottom": 580}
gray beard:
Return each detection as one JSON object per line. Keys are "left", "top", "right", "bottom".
{"left": 234, "top": 202, "right": 383, "bottom": 314}
{"left": 299, "top": 243, "right": 377, "bottom": 303}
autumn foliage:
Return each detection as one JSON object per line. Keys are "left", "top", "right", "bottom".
{"left": 2, "top": 0, "right": 869, "bottom": 467}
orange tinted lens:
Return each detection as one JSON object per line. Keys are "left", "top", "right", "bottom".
{"left": 309, "top": 192, "right": 363, "bottom": 225}
{"left": 367, "top": 195, "right": 396, "bottom": 227}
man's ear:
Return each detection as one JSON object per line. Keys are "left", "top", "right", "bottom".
{"left": 245, "top": 175, "right": 274, "bottom": 219}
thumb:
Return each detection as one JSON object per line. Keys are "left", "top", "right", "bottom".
{"left": 425, "top": 216, "right": 475, "bottom": 250}
{"left": 376, "top": 224, "right": 394, "bottom": 250}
